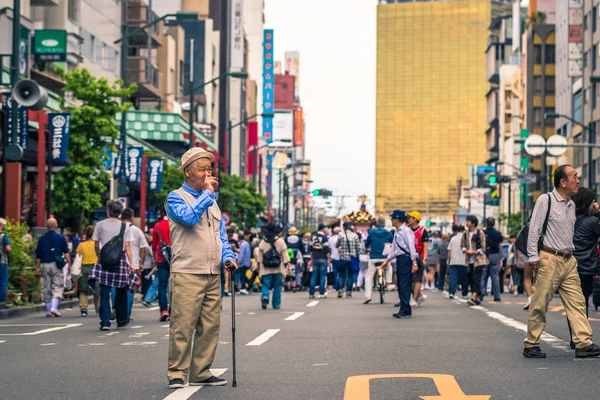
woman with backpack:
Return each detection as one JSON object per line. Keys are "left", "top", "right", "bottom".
{"left": 255, "top": 223, "right": 290, "bottom": 310}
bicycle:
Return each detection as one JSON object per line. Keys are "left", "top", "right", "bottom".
{"left": 372, "top": 261, "right": 386, "bottom": 304}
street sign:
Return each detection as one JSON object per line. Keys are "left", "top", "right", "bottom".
{"left": 546, "top": 134, "right": 568, "bottom": 156}
{"left": 524, "top": 134, "right": 546, "bottom": 156}
{"left": 517, "top": 174, "right": 537, "bottom": 184}
{"left": 34, "top": 30, "right": 67, "bottom": 62}
{"left": 222, "top": 212, "right": 231, "bottom": 226}
{"left": 291, "top": 188, "right": 307, "bottom": 197}
{"left": 477, "top": 165, "right": 495, "bottom": 175}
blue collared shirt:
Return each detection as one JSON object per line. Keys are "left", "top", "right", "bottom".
{"left": 387, "top": 224, "right": 418, "bottom": 261}
{"left": 238, "top": 240, "right": 251, "bottom": 268}
{"left": 165, "top": 182, "right": 236, "bottom": 263}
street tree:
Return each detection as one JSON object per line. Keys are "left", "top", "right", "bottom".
{"left": 218, "top": 173, "right": 267, "bottom": 228}
{"left": 52, "top": 67, "right": 137, "bottom": 231}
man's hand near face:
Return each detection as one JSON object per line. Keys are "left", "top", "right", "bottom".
{"left": 204, "top": 176, "right": 218, "bottom": 193}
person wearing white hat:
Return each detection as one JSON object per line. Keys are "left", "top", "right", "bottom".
{"left": 165, "top": 148, "right": 238, "bottom": 389}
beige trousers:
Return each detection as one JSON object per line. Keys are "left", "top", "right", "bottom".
{"left": 524, "top": 251, "right": 593, "bottom": 349}
{"left": 364, "top": 259, "right": 392, "bottom": 300}
{"left": 167, "top": 273, "right": 221, "bottom": 382}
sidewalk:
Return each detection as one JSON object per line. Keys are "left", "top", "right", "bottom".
{"left": 0, "top": 298, "right": 82, "bottom": 320}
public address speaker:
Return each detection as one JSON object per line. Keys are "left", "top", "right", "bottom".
{"left": 13, "top": 79, "right": 48, "bottom": 111}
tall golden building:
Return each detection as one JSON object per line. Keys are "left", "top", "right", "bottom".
{"left": 376, "top": 0, "right": 491, "bottom": 217}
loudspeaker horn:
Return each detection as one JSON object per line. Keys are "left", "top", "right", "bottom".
{"left": 13, "top": 79, "right": 48, "bottom": 111}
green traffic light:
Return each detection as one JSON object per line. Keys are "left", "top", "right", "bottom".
{"left": 312, "top": 189, "right": 321, "bottom": 196}
{"left": 488, "top": 175, "right": 497, "bottom": 184}
{"left": 425, "top": 220, "right": 431, "bottom": 227}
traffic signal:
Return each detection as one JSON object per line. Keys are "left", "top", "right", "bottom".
{"left": 312, "top": 189, "right": 321, "bottom": 196}
{"left": 425, "top": 220, "right": 431, "bottom": 227}
{"left": 311, "top": 189, "right": 333, "bottom": 197}
{"left": 487, "top": 174, "right": 497, "bottom": 185}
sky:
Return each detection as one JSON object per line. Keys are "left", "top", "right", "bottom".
{"left": 263, "top": 0, "right": 376, "bottom": 217}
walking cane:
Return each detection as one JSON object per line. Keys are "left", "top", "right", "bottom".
{"left": 226, "top": 261, "right": 238, "bottom": 387}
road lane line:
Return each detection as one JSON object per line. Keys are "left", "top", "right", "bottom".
{"left": 121, "top": 341, "right": 157, "bottom": 346}
{"left": 306, "top": 301, "right": 319, "bottom": 307}
{"left": 130, "top": 326, "right": 143, "bottom": 329}
{"left": 0, "top": 340, "right": 5, "bottom": 344}
{"left": 472, "top": 305, "right": 570, "bottom": 352}
{"left": 246, "top": 329, "right": 280, "bottom": 346}
{"left": 285, "top": 312, "right": 305, "bottom": 321}
{"left": 0, "top": 323, "right": 82, "bottom": 336}
{"left": 40, "top": 343, "right": 56, "bottom": 346}
{"left": 162, "top": 368, "right": 227, "bottom": 400}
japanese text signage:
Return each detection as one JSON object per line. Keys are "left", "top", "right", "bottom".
{"left": 126, "top": 146, "right": 144, "bottom": 184}
{"left": 48, "top": 113, "right": 71, "bottom": 163}
{"left": 230, "top": 0, "right": 245, "bottom": 70}
{"left": 569, "top": 0, "right": 583, "bottom": 77}
{"left": 263, "top": 29, "right": 274, "bottom": 144}
{"left": 2, "top": 92, "right": 29, "bottom": 150}
{"left": 147, "top": 157, "right": 164, "bottom": 192}
{"left": 34, "top": 30, "right": 67, "bottom": 62}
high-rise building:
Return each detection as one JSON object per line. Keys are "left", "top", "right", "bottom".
{"left": 375, "top": 0, "right": 493, "bottom": 218}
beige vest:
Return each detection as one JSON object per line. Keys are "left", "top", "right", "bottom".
{"left": 168, "top": 187, "right": 222, "bottom": 274}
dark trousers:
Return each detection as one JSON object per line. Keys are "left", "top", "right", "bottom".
{"left": 236, "top": 267, "right": 250, "bottom": 291}
{"left": 437, "top": 259, "right": 448, "bottom": 291}
{"left": 470, "top": 264, "right": 483, "bottom": 297}
{"left": 396, "top": 255, "right": 412, "bottom": 316}
{"left": 157, "top": 262, "right": 170, "bottom": 313}
{"left": 141, "top": 269, "right": 153, "bottom": 297}
{"left": 449, "top": 265, "right": 469, "bottom": 296}
{"left": 100, "top": 284, "right": 128, "bottom": 327}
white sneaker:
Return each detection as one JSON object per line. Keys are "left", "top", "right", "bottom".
{"left": 448, "top": 294, "right": 455, "bottom": 299}
{"left": 410, "top": 299, "right": 418, "bottom": 307}
{"left": 432, "top": 288, "right": 439, "bottom": 293}
{"left": 323, "top": 292, "right": 328, "bottom": 298}
{"left": 416, "top": 295, "right": 426, "bottom": 306}
{"left": 388, "top": 284, "right": 396, "bottom": 291}
{"left": 239, "top": 289, "right": 249, "bottom": 295}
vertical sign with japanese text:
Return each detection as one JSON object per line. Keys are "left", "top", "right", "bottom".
{"left": 230, "top": 0, "right": 245, "bottom": 70}
{"left": 569, "top": 0, "right": 583, "bottom": 77}
{"left": 126, "top": 146, "right": 144, "bottom": 184}
{"left": 48, "top": 112, "right": 71, "bottom": 163}
{"left": 263, "top": 29, "right": 274, "bottom": 144}
{"left": 147, "top": 157, "right": 164, "bottom": 192}
{"left": 3, "top": 92, "right": 29, "bottom": 150}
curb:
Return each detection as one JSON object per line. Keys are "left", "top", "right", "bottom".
{"left": 0, "top": 298, "right": 82, "bottom": 320}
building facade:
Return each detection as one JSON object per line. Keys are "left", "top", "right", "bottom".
{"left": 375, "top": 0, "right": 491, "bottom": 218}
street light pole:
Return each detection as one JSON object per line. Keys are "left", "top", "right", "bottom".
{"left": 189, "top": 39, "right": 195, "bottom": 149}
{"left": 10, "top": 0, "right": 20, "bottom": 151}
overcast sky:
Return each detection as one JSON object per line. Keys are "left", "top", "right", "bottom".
{"left": 264, "top": 0, "right": 376, "bottom": 216}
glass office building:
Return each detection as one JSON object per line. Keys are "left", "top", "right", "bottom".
{"left": 376, "top": 0, "right": 490, "bottom": 217}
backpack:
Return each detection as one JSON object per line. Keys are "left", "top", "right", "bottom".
{"left": 262, "top": 238, "right": 282, "bottom": 269}
{"left": 310, "top": 234, "right": 325, "bottom": 251}
{"left": 100, "top": 222, "right": 126, "bottom": 273}
{"left": 156, "top": 222, "right": 172, "bottom": 266}
{"left": 515, "top": 193, "right": 552, "bottom": 257}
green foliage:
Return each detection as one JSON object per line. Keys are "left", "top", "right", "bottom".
{"left": 5, "top": 221, "right": 40, "bottom": 305}
{"left": 218, "top": 173, "right": 267, "bottom": 228}
{"left": 51, "top": 67, "right": 137, "bottom": 230}
{"left": 148, "top": 163, "right": 184, "bottom": 210}
{"left": 499, "top": 212, "right": 523, "bottom": 237}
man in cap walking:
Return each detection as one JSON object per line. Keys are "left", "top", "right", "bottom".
{"left": 165, "top": 148, "right": 238, "bottom": 389}
{"left": 380, "top": 211, "right": 418, "bottom": 319}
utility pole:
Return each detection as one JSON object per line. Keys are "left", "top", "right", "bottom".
{"left": 218, "top": 0, "right": 230, "bottom": 172}
{"left": 189, "top": 39, "right": 195, "bottom": 149}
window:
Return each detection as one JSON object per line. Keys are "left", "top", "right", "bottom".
{"left": 585, "top": 51, "right": 589, "bottom": 68}
{"left": 585, "top": 13, "right": 589, "bottom": 30}
{"left": 534, "top": 76, "right": 542, "bottom": 94}
{"left": 594, "top": 7, "right": 598, "bottom": 33}
{"left": 95, "top": 40, "right": 103, "bottom": 65}
{"left": 533, "top": 108, "right": 542, "bottom": 125}
{"left": 90, "top": 35, "right": 96, "bottom": 61}
{"left": 594, "top": 83, "right": 598, "bottom": 110}
{"left": 106, "top": 47, "right": 117, "bottom": 72}
{"left": 179, "top": 60, "right": 184, "bottom": 90}
{"left": 534, "top": 45, "right": 542, "bottom": 64}
{"left": 170, "top": 68, "right": 175, "bottom": 93}
{"left": 545, "top": 45, "right": 555, "bottom": 64}
{"left": 545, "top": 76, "right": 555, "bottom": 93}
{"left": 594, "top": 45, "right": 598, "bottom": 71}
{"left": 68, "top": 0, "right": 80, "bottom": 22}
{"left": 81, "top": 29, "right": 92, "bottom": 59}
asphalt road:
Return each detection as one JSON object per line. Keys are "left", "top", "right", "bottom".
{"left": 2, "top": 287, "right": 600, "bottom": 400}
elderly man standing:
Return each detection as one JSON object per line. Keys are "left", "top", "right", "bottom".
{"left": 524, "top": 165, "right": 600, "bottom": 359}
{"left": 35, "top": 218, "right": 71, "bottom": 317}
{"left": 165, "top": 148, "right": 237, "bottom": 390}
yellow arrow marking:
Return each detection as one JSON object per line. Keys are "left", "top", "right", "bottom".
{"left": 343, "top": 374, "right": 491, "bottom": 400}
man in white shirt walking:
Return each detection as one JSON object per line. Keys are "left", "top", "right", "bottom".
{"left": 447, "top": 225, "right": 467, "bottom": 299}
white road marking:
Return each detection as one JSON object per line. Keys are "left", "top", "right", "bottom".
{"left": 306, "top": 301, "right": 319, "bottom": 307}
{"left": 40, "top": 343, "right": 56, "bottom": 346}
{"left": 471, "top": 305, "right": 571, "bottom": 352}
{"left": 161, "top": 369, "right": 227, "bottom": 400}
{"left": 87, "top": 343, "right": 106, "bottom": 346}
{"left": 129, "top": 332, "right": 150, "bottom": 338}
{"left": 121, "top": 341, "right": 157, "bottom": 346}
{"left": 313, "top": 363, "right": 328, "bottom": 366}
{"left": 537, "top": 368, "right": 548, "bottom": 370}
{"left": 104, "top": 332, "right": 119, "bottom": 336}
{"left": 0, "top": 323, "right": 82, "bottom": 336}
{"left": 246, "top": 329, "right": 280, "bottom": 346}
{"left": 130, "top": 325, "right": 143, "bottom": 329}
{"left": 0, "top": 340, "right": 5, "bottom": 344}
{"left": 218, "top": 341, "right": 230, "bottom": 345}
{"left": 248, "top": 312, "right": 256, "bottom": 315}
{"left": 161, "top": 324, "right": 170, "bottom": 328}
{"left": 285, "top": 312, "right": 305, "bottom": 321}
